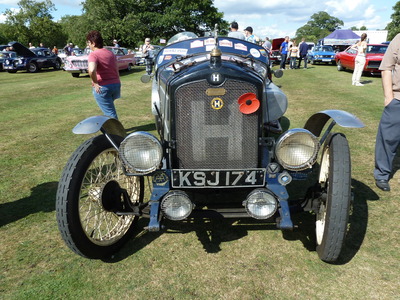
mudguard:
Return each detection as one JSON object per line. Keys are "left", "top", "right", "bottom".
{"left": 72, "top": 115, "right": 127, "bottom": 137}
{"left": 304, "top": 110, "right": 365, "bottom": 137}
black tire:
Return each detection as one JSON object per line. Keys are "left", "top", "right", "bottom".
{"left": 72, "top": 73, "right": 80, "bottom": 78}
{"left": 316, "top": 133, "right": 351, "bottom": 262}
{"left": 56, "top": 135, "right": 144, "bottom": 259}
{"left": 337, "top": 60, "right": 345, "bottom": 71}
{"left": 54, "top": 59, "right": 61, "bottom": 70}
{"left": 28, "top": 62, "right": 38, "bottom": 73}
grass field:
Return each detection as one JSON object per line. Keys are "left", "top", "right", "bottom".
{"left": 0, "top": 64, "right": 399, "bottom": 300}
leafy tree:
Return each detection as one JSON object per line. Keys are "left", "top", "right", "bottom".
{"left": 386, "top": 1, "right": 400, "bottom": 41}
{"left": 2, "top": 0, "right": 67, "bottom": 47}
{"left": 59, "top": 15, "right": 91, "bottom": 48}
{"left": 350, "top": 25, "right": 367, "bottom": 31}
{"left": 81, "top": 0, "right": 228, "bottom": 48}
{"left": 295, "top": 11, "right": 344, "bottom": 43}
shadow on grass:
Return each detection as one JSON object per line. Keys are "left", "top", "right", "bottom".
{"left": 282, "top": 178, "right": 378, "bottom": 264}
{"left": 107, "top": 177, "right": 379, "bottom": 262}
{"left": 125, "top": 123, "right": 156, "bottom": 133}
{"left": 0, "top": 181, "right": 57, "bottom": 227}
{"left": 109, "top": 216, "right": 279, "bottom": 262}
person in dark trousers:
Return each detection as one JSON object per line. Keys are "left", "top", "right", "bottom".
{"left": 374, "top": 33, "right": 400, "bottom": 192}
{"left": 279, "top": 36, "right": 289, "bottom": 70}
{"left": 298, "top": 38, "right": 308, "bottom": 69}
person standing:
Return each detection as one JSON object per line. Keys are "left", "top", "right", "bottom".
{"left": 279, "top": 36, "right": 289, "bottom": 70}
{"left": 244, "top": 27, "right": 256, "bottom": 43}
{"left": 141, "top": 38, "right": 155, "bottom": 75}
{"left": 87, "top": 30, "right": 121, "bottom": 119}
{"left": 298, "top": 38, "right": 308, "bottom": 69}
{"left": 227, "top": 22, "right": 245, "bottom": 40}
{"left": 64, "top": 43, "right": 74, "bottom": 56}
{"left": 374, "top": 33, "right": 400, "bottom": 192}
{"left": 262, "top": 37, "right": 272, "bottom": 53}
{"left": 351, "top": 33, "right": 368, "bottom": 86}
{"left": 113, "top": 39, "right": 120, "bottom": 47}
{"left": 289, "top": 40, "right": 298, "bottom": 69}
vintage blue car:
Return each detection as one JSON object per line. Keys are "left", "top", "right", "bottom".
{"left": 0, "top": 51, "right": 17, "bottom": 71}
{"left": 307, "top": 45, "right": 336, "bottom": 65}
{"left": 3, "top": 42, "right": 62, "bottom": 73}
{"left": 56, "top": 29, "right": 364, "bottom": 263}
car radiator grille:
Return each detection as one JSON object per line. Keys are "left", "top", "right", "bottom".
{"left": 71, "top": 60, "right": 88, "bottom": 69}
{"left": 174, "top": 79, "right": 259, "bottom": 169}
{"left": 367, "top": 60, "right": 381, "bottom": 69}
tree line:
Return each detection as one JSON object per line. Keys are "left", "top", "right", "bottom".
{"left": 1, "top": 0, "right": 399, "bottom": 49}
{"left": 0, "top": 0, "right": 229, "bottom": 49}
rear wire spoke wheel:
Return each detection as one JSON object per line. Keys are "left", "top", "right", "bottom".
{"left": 316, "top": 134, "right": 351, "bottom": 262}
{"left": 56, "top": 135, "right": 144, "bottom": 258}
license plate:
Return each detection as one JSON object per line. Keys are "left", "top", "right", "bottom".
{"left": 322, "top": 59, "right": 331, "bottom": 62}
{"left": 172, "top": 169, "right": 266, "bottom": 188}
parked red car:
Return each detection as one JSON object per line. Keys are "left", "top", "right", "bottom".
{"left": 335, "top": 44, "right": 388, "bottom": 75}
{"left": 270, "top": 38, "right": 285, "bottom": 65}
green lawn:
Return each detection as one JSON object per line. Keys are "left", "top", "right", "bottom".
{"left": 0, "top": 65, "right": 399, "bottom": 299}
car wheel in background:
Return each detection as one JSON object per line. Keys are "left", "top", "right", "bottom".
{"left": 28, "top": 62, "right": 39, "bottom": 73}
{"left": 337, "top": 60, "right": 345, "bottom": 71}
{"left": 54, "top": 59, "right": 62, "bottom": 70}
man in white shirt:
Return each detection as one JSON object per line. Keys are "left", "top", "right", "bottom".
{"left": 227, "top": 22, "right": 245, "bottom": 40}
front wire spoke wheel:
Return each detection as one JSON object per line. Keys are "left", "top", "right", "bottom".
{"left": 56, "top": 135, "right": 144, "bottom": 258}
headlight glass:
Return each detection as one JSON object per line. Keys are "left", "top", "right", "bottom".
{"left": 161, "top": 191, "right": 193, "bottom": 221}
{"left": 275, "top": 129, "right": 320, "bottom": 171}
{"left": 244, "top": 189, "right": 277, "bottom": 219}
{"left": 119, "top": 131, "right": 163, "bottom": 174}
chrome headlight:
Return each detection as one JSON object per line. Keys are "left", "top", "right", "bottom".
{"left": 244, "top": 189, "right": 277, "bottom": 220}
{"left": 275, "top": 128, "right": 320, "bottom": 171}
{"left": 119, "top": 131, "right": 163, "bottom": 174}
{"left": 161, "top": 191, "right": 193, "bottom": 221}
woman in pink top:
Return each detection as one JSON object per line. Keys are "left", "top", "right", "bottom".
{"left": 87, "top": 30, "right": 121, "bottom": 119}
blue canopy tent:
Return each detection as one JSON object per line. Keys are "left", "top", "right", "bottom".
{"left": 321, "top": 29, "right": 361, "bottom": 46}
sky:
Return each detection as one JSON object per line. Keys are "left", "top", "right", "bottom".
{"left": 0, "top": 0, "right": 395, "bottom": 39}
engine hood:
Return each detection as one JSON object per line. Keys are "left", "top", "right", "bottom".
{"left": 272, "top": 38, "right": 285, "bottom": 50}
{"left": 8, "top": 41, "right": 36, "bottom": 57}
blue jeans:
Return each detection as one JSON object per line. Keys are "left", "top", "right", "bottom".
{"left": 92, "top": 83, "right": 121, "bottom": 119}
{"left": 290, "top": 57, "right": 297, "bottom": 69}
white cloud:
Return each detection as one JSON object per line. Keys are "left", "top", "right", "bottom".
{"left": 0, "top": 0, "right": 18, "bottom": 4}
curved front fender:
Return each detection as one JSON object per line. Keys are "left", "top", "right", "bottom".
{"left": 72, "top": 115, "right": 127, "bottom": 137}
{"left": 304, "top": 110, "right": 365, "bottom": 137}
